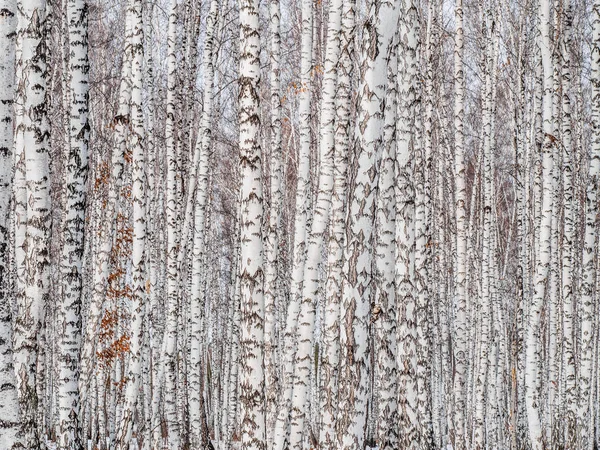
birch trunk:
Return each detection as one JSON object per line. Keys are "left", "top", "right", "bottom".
{"left": 57, "top": 0, "right": 90, "bottom": 444}
{"left": 396, "top": 0, "right": 419, "bottom": 446}
{"left": 287, "top": 0, "right": 342, "bottom": 446}
{"left": 264, "top": 0, "right": 282, "bottom": 444}
{"left": 0, "top": 0, "right": 20, "bottom": 445}
{"left": 374, "top": 33, "right": 398, "bottom": 449}
{"left": 560, "top": 3, "right": 577, "bottom": 446}
{"left": 473, "top": 13, "right": 494, "bottom": 449}
{"left": 12, "top": 0, "right": 50, "bottom": 445}
{"left": 337, "top": 0, "right": 398, "bottom": 447}
{"left": 579, "top": 0, "right": 600, "bottom": 446}
{"left": 238, "top": 0, "right": 265, "bottom": 447}
{"left": 162, "top": 0, "right": 181, "bottom": 445}
{"left": 416, "top": 0, "right": 435, "bottom": 444}
{"left": 273, "top": 0, "right": 313, "bottom": 444}
{"left": 319, "top": 1, "right": 354, "bottom": 447}
{"left": 526, "top": 0, "right": 554, "bottom": 445}
{"left": 189, "top": 1, "right": 219, "bottom": 446}
{"left": 114, "top": 0, "right": 144, "bottom": 445}
{"left": 452, "top": 0, "right": 468, "bottom": 443}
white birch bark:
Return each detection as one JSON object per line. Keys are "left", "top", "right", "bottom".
{"left": 526, "top": 0, "right": 554, "bottom": 444}
{"left": 452, "top": 0, "right": 468, "bottom": 443}
{"left": 415, "top": 0, "right": 435, "bottom": 444}
{"left": 473, "top": 13, "right": 494, "bottom": 449}
{"left": 396, "top": 0, "right": 419, "bottom": 446}
{"left": 288, "top": 0, "right": 342, "bottom": 446}
{"left": 264, "top": 0, "right": 282, "bottom": 444}
{"left": 560, "top": 3, "right": 577, "bottom": 446}
{"left": 189, "top": 1, "right": 219, "bottom": 446}
{"left": 161, "top": 0, "right": 181, "bottom": 445}
{"left": 57, "top": 0, "right": 89, "bottom": 444}
{"left": 319, "top": 1, "right": 354, "bottom": 447}
{"left": 374, "top": 33, "right": 398, "bottom": 450}
{"left": 0, "top": 0, "right": 20, "bottom": 446}
{"left": 337, "top": 0, "right": 398, "bottom": 447}
{"left": 12, "top": 0, "right": 50, "bottom": 445}
{"left": 114, "top": 0, "right": 144, "bottom": 445}
{"left": 238, "top": 0, "right": 265, "bottom": 447}
{"left": 79, "top": 14, "right": 131, "bottom": 427}
{"left": 273, "top": 0, "right": 313, "bottom": 444}
{"left": 579, "top": 0, "right": 600, "bottom": 446}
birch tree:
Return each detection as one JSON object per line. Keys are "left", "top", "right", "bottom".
{"left": 560, "top": 2, "right": 576, "bottom": 446}
{"left": 162, "top": 0, "right": 181, "bottom": 445}
{"left": 287, "top": 0, "right": 342, "bottom": 446}
{"left": 189, "top": 1, "right": 219, "bottom": 446}
{"left": 579, "top": 0, "right": 600, "bottom": 446}
{"left": 0, "top": 0, "right": 20, "bottom": 446}
{"left": 319, "top": 1, "right": 355, "bottom": 447}
{"left": 337, "top": 1, "right": 398, "bottom": 447}
{"left": 452, "top": 0, "right": 468, "bottom": 443}
{"left": 525, "top": 0, "right": 555, "bottom": 445}
{"left": 396, "top": 0, "right": 419, "bottom": 446}
{"left": 57, "top": 0, "right": 90, "bottom": 444}
{"left": 273, "top": 0, "right": 313, "bottom": 443}
{"left": 114, "top": 0, "right": 144, "bottom": 445}
{"left": 238, "top": 0, "right": 265, "bottom": 447}
{"left": 12, "top": 0, "right": 50, "bottom": 445}
{"left": 264, "top": 0, "right": 282, "bottom": 444}
{"left": 374, "top": 32, "right": 398, "bottom": 449}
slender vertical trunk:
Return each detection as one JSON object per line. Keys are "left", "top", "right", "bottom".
{"left": 57, "top": 0, "right": 89, "bottom": 445}
{"left": 114, "top": 0, "right": 144, "bottom": 446}
{"left": 238, "top": 0, "right": 265, "bottom": 447}
{"left": 579, "top": 0, "right": 600, "bottom": 447}
{"left": 264, "top": 0, "right": 282, "bottom": 444}
{"left": 473, "top": 12, "right": 495, "bottom": 449}
{"left": 526, "top": 0, "right": 554, "bottom": 445}
{"left": 319, "top": 1, "right": 354, "bottom": 447}
{"left": 273, "top": 0, "right": 313, "bottom": 444}
{"left": 162, "top": 0, "right": 181, "bottom": 445}
{"left": 189, "top": 1, "right": 219, "bottom": 446}
{"left": 561, "top": 4, "right": 577, "bottom": 448}
{"left": 452, "top": 0, "right": 467, "bottom": 443}
{"left": 416, "top": 0, "right": 435, "bottom": 445}
{"left": 287, "top": 0, "right": 342, "bottom": 447}
{"left": 396, "top": 0, "right": 419, "bottom": 446}
{"left": 374, "top": 32, "right": 398, "bottom": 450}
{"left": 12, "top": 0, "right": 50, "bottom": 445}
{"left": 0, "top": 0, "right": 20, "bottom": 446}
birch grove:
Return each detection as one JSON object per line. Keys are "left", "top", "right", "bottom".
{"left": 0, "top": 0, "right": 599, "bottom": 448}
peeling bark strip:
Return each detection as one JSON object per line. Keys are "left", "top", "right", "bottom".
{"left": 12, "top": 0, "right": 50, "bottom": 445}
{"left": 238, "top": 0, "right": 265, "bottom": 448}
